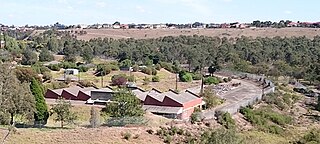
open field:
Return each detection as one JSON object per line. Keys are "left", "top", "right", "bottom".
{"left": 51, "top": 68, "right": 201, "bottom": 92}
{"left": 74, "top": 28, "right": 320, "bottom": 40}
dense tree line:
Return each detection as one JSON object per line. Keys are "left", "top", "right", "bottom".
{"left": 2, "top": 30, "right": 320, "bottom": 83}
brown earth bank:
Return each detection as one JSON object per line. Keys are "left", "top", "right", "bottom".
{"left": 71, "top": 27, "right": 320, "bottom": 40}
{"left": 1, "top": 127, "right": 163, "bottom": 144}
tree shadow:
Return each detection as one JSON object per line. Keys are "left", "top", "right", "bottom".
{"left": 14, "top": 123, "right": 70, "bottom": 130}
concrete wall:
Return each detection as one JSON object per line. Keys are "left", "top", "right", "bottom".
{"left": 201, "top": 70, "right": 276, "bottom": 119}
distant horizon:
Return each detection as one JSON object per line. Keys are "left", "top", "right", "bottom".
{"left": 1, "top": 0, "right": 320, "bottom": 26}
{"left": 2, "top": 20, "right": 320, "bottom": 27}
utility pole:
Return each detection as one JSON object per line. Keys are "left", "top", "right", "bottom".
{"left": 101, "top": 71, "right": 104, "bottom": 88}
{"left": 262, "top": 74, "right": 265, "bottom": 97}
{"left": 175, "top": 73, "right": 178, "bottom": 91}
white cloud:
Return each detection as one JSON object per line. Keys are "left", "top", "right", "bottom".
{"left": 136, "top": 5, "right": 146, "bottom": 13}
{"left": 284, "top": 10, "right": 292, "bottom": 14}
{"left": 96, "top": 1, "right": 107, "bottom": 8}
{"left": 222, "top": 0, "right": 232, "bottom": 2}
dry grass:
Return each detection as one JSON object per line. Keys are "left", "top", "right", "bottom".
{"left": 2, "top": 127, "right": 162, "bottom": 144}
{"left": 73, "top": 28, "right": 320, "bottom": 40}
{"left": 53, "top": 68, "right": 199, "bottom": 91}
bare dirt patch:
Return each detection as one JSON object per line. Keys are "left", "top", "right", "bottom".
{"left": 74, "top": 28, "right": 320, "bottom": 40}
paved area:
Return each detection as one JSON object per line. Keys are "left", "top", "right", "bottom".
{"left": 45, "top": 98, "right": 104, "bottom": 107}
{"left": 200, "top": 78, "right": 263, "bottom": 119}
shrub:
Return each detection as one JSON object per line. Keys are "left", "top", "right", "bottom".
{"left": 155, "top": 64, "right": 161, "bottom": 70}
{"left": 61, "top": 62, "right": 77, "bottom": 69}
{"left": 132, "top": 65, "right": 139, "bottom": 72}
{"left": 179, "top": 71, "right": 193, "bottom": 82}
{"left": 141, "top": 67, "right": 152, "bottom": 75}
{"left": 79, "top": 80, "right": 95, "bottom": 87}
{"left": 146, "top": 129, "right": 154, "bottom": 134}
{"left": 42, "top": 72, "right": 52, "bottom": 81}
{"left": 164, "top": 135, "right": 172, "bottom": 143}
{"left": 151, "top": 68, "right": 157, "bottom": 75}
{"left": 152, "top": 76, "right": 160, "bottom": 82}
{"left": 143, "top": 77, "right": 150, "bottom": 85}
{"left": 127, "top": 75, "right": 135, "bottom": 82}
{"left": 192, "top": 73, "right": 202, "bottom": 80}
{"left": 111, "top": 74, "right": 128, "bottom": 86}
{"left": 297, "top": 129, "right": 320, "bottom": 144}
{"left": 240, "top": 106, "right": 292, "bottom": 134}
{"left": 203, "top": 76, "right": 220, "bottom": 85}
{"left": 190, "top": 112, "right": 200, "bottom": 124}
{"left": 122, "top": 132, "right": 132, "bottom": 140}
{"left": 223, "top": 77, "right": 232, "bottom": 83}
{"left": 217, "top": 112, "right": 235, "bottom": 129}
{"left": 78, "top": 65, "right": 89, "bottom": 72}
{"left": 96, "top": 64, "right": 112, "bottom": 76}
{"left": 48, "top": 64, "right": 61, "bottom": 71}
{"left": 160, "top": 62, "right": 174, "bottom": 73}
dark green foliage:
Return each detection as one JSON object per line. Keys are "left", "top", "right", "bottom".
{"left": 191, "top": 73, "right": 202, "bottom": 80}
{"left": 32, "top": 64, "right": 51, "bottom": 74}
{"left": 81, "top": 44, "right": 94, "bottom": 63}
{"left": 201, "top": 88, "right": 223, "bottom": 109}
{"left": 21, "top": 49, "right": 38, "bottom": 65}
{"left": 96, "top": 63, "right": 112, "bottom": 76}
{"left": 152, "top": 76, "right": 160, "bottom": 82}
{"left": 160, "top": 62, "right": 175, "bottom": 73}
{"left": 78, "top": 65, "right": 90, "bottom": 72}
{"left": 141, "top": 67, "right": 152, "bottom": 75}
{"left": 60, "top": 61, "right": 77, "bottom": 69}
{"left": 240, "top": 107, "right": 292, "bottom": 134}
{"left": 119, "top": 59, "right": 132, "bottom": 68}
{"left": 179, "top": 71, "right": 193, "bottom": 82}
{"left": 203, "top": 76, "right": 220, "bottom": 85}
{"left": 217, "top": 112, "right": 235, "bottom": 129}
{"left": 39, "top": 49, "right": 54, "bottom": 62}
{"left": 101, "top": 89, "right": 144, "bottom": 117}
{"left": 15, "top": 67, "right": 41, "bottom": 83}
{"left": 30, "top": 78, "right": 49, "bottom": 125}
{"left": 47, "top": 64, "right": 61, "bottom": 71}
{"left": 297, "top": 129, "right": 320, "bottom": 144}
{"left": 200, "top": 128, "right": 241, "bottom": 144}
{"left": 190, "top": 112, "right": 201, "bottom": 124}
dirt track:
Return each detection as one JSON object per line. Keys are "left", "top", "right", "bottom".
{"left": 74, "top": 27, "right": 320, "bottom": 40}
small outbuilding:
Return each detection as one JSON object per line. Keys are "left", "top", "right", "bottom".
{"left": 64, "top": 69, "right": 79, "bottom": 75}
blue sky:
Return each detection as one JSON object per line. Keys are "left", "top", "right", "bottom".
{"left": 0, "top": 0, "right": 319, "bottom": 26}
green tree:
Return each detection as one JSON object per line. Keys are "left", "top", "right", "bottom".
{"left": 120, "top": 59, "right": 132, "bottom": 68}
{"left": 81, "top": 44, "right": 94, "bottom": 63}
{"left": 30, "top": 78, "right": 49, "bottom": 125}
{"left": 21, "top": 49, "right": 38, "bottom": 65}
{"left": 39, "top": 49, "right": 54, "bottom": 62}
{"left": 15, "top": 67, "right": 41, "bottom": 83}
{"left": 47, "top": 37, "right": 59, "bottom": 52}
{"left": 0, "top": 64, "right": 36, "bottom": 125}
{"left": 50, "top": 98, "right": 77, "bottom": 128}
{"left": 201, "top": 88, "right": 223, "bottom": 109}
{"left": 101, "top": 90, "right": 144, "bottom": 117}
